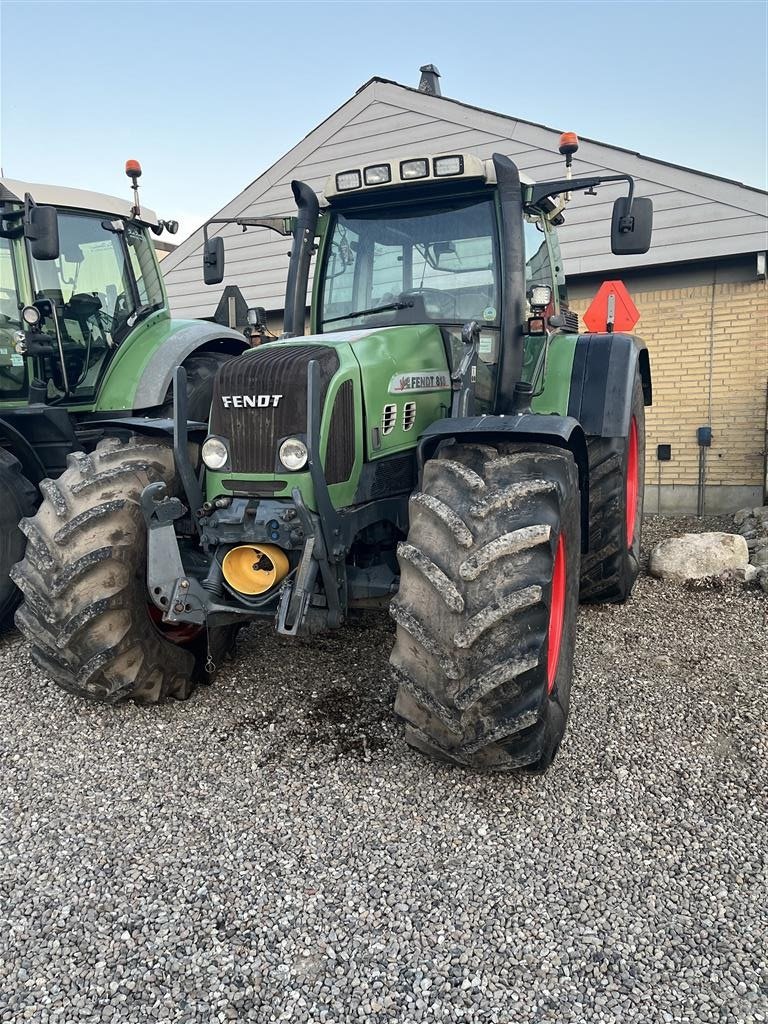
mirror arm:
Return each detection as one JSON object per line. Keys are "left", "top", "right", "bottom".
{"left": 529, "top": 173, "right": 636, "bottom": 227}
{"left": 202, "top": 216, "right": 295, "bottom": 243}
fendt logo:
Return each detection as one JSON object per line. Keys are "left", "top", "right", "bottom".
{"left": 220, "top": 394, "right": 283, "bottom": 409}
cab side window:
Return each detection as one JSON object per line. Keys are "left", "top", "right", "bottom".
{"left": 523, "top": 216, "right": 556, "bottom": 312}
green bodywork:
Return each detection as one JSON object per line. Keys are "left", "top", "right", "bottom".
{"left": 0, "top": 203, "right": 244, "bottom": 417}
{"left": 205, "top": 323, "right": 582, "bottom": 513}
{"left": 205, "top": 324, "right": 452, "bottom": 512}
{"left": 530, "top": 332, "right": 580, "bottom": 416}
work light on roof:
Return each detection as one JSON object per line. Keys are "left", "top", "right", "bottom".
{"left": 433, "top": 155, "right": 464, "bottom": 177}
{"left": 400, "top": 159, "right": 429, "bottom": 180}
{"left": 335, "top": 170, "right": 362, "bottom": 192}
{"left": 363, "top": 164, "right": 392, "bottom": 186}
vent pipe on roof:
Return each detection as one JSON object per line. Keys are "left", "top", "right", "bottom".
{"left": 418, "top": 64, "right": 441, "bottom": 96}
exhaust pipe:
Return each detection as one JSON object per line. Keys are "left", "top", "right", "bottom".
{"left": 282, "top": 180, "right": 319, "bottom": 338}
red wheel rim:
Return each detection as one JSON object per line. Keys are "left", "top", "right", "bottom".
{"left": 147, "top": 603, "right": 203, "bottom": 645}
{"left": 546, "top": 533, "right": 566, "bottom": 693}
{"left": 626, "top": 416, "right": 639, "bottom": 547}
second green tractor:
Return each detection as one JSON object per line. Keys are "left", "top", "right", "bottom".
{"left": 14, "top": 138, "right": 653, "bottom": 771}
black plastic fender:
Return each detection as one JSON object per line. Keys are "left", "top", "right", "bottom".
{"left": 418, "top": 413, "right": 590, "bottom": 550}
{"left": 568, "top": 332, "right": 652, "bottom": 438}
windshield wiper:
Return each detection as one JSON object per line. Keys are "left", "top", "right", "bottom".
{"left": 323, "top": 299, "right": 413, "bottom": 325}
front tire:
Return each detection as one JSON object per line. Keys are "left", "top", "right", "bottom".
{"left": 391, "top": 442, "right": 581, "bottom": 771}
{"left": 12, "top": 436, "right": 233, "bottom": 704}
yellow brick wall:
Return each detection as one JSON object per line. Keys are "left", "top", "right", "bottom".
{"left": 568, "top": 275, "right": 768, "bottom": 489}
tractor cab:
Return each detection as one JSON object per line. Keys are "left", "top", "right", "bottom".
{"left": 314, "top": 153, "right": 567, "bottom": 410}
{"left": 0, "top": 166, "right": 178, "bottom": 403}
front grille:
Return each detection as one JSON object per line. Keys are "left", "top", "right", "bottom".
{"left": 210, "top": 345, "right": 339, "bottom": 473}
{"left": 325, "top": 380, "right": 355, "bottom": 484}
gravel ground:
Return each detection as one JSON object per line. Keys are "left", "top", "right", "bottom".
{"left": 1, "top": 515, "right": 766, "bottom": 1024}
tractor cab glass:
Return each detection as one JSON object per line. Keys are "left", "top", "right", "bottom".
{"left": 0, "top": 235, "right": 28, "bottom": 399}
{"left": 29, "top": 211, "right": 164, "bottom": 398}
{"left": 319, "top": 194, "right": 499, "bottom": 332}
{"left": 318, "top": 193, "right": 500, "bottom": 403}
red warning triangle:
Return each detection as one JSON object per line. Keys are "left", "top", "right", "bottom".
{"left": 583, "top": 280, "right": 640, "bottom": 333}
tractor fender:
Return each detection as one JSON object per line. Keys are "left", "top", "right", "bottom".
{"left": 568, "top": 332, "right": 652, "bottom": 439}
{"left": 418, "top": 413, "right": 590, "bottom": 550}
{"left": 132, "top": 321, "right": 248, "bottom": 410}
{"left": 0, "top": 417, "right": 46, "bottom": 485}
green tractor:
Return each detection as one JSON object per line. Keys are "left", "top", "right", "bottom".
{"left": 0, "top": 162, "right": 248, "bottom": 629}
{"left": 14, "top": 137, "right": 653, "bottom": 770}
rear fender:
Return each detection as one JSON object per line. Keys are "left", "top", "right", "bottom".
{"left": 418, "top": 414, "right": 590, "bottom": 550}
{"left": 568, "top": 332, "right": 651, "bottom": 438}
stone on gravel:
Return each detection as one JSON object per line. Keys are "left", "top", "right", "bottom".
{"left": 733, "top": 507, "right": 753, "bottom": 527}
{"left": 741, "top": 564, "right": 761, "bottom": 584}
{"left": 649, "top": 531, "right": 749, "bottom": 580}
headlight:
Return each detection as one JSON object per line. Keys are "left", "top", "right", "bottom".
{"left": 22, "top": 305, "right": 41, "bottom": 327}
{"left": 201, "top": 437, "right": 228, "bottom": 470}
{"left": 279, "top": 437, "right": 308, "bottom": 471}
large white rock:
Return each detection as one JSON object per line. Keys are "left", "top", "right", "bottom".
{"left": 649, "top": 532, "right": 749, "bottom": 581}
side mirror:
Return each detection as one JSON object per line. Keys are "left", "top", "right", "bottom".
{"left": 611, "top": 196, "right": 653, "bottom": 255}
{"left": 25, "top": 204, "right": 60, "bottom": 261}
{"left": 203, "top": 236, "right": 225, "bottom": 285}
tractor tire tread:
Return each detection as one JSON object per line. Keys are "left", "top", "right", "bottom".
{"left": 391, "top": 442, "right": 580, "bottom": 771}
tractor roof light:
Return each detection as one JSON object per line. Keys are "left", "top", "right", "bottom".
{"left": 433, "top": 155, "right": 464, "bottom": 177}
{"left": 125, "top": 159, "right": 142, "bottom": 180}
{"left": 335, "top": 170, "right": 362, "bottom": 192}
{"left": 400, "top": 159, "right": 429, "bottom": 180}
{"left": 363, "top": 164, "right": 392, "bottom": 186}
{"left": 324, "top": 152, "right": 491, "bottom": 199}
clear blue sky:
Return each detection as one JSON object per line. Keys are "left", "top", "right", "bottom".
{"left": 2, "top": 0, "right": 766, "bottom": 240}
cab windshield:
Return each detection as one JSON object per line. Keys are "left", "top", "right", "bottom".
{"left": 29, "top": 211, "right": 164, "bottom": 397}
{"left": 319, "top": 194, "right": 499, "bottom": 333}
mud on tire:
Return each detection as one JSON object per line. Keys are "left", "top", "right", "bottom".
{"left": 391, "top": 442, "right": 581, "bottom": 771}
{"left": 579, "top": 369, "right": 645, "bottom": 603}
{"left": 12, "top": 436, "right": 232, "bottom": 704}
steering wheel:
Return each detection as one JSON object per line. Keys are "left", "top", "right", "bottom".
{"left": 401, "top": 287, "right": 456, "bottom": 319}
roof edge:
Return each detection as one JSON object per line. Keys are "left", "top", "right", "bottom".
{"left": 360, "top": 76, "right": 768, "bottom": 198}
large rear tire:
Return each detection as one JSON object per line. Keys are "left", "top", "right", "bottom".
{"left": 579, "top": 370, "right": 646, "bottom": 603}
{"left": 0, "top": 450, "right": 38, "bottom": 628}
{"left": 12, "top": 436, "right": 234, "bottom": 704}
{"left": 391, "top": 442, "right": 581, "bottom": 772}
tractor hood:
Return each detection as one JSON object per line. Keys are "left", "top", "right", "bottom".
{"left": 205, "top": 323, "right": 452, "bottom": 510}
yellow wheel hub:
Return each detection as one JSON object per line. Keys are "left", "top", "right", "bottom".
{"left": 221, "top": 544, "right": 289, "bottom": 596}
